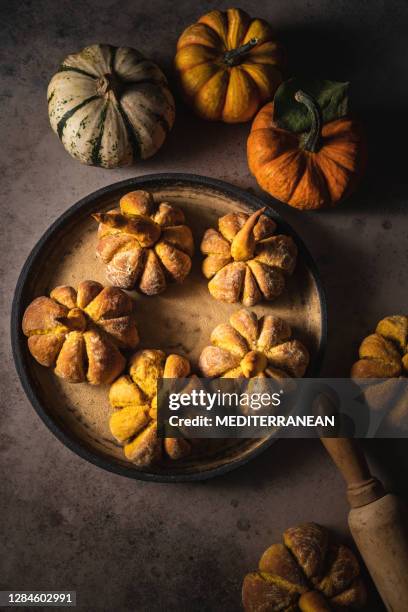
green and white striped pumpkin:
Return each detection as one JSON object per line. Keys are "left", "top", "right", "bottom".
{"left": 47, "top": 44, "right": 175, "bottom": 168}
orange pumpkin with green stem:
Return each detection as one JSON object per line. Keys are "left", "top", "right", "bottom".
{"left": 175, "top": 8, "right": 283, "bottom": 123}
{"left": 247, "top": 80, "right": 366, "bottom": 210}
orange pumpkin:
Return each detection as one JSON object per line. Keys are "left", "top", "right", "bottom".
{"left": 247, "top": 90, "right": 366, "bottom": 210}
{"left": 175, "top": 8, "right": 283, "bottom": 123}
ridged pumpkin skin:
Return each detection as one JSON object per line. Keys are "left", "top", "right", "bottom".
{"left": 247, "top": 101, "right": 366, "bottom": 210}
{"left": 47, "top": 44, "right": 175, "bottom": 168}
{"left": 175, "top": 8, "right": 283, "bottom": 123}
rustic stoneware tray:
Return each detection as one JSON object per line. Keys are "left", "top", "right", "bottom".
{"left": 11, "top": 173, "right": 327, "bottom": 482}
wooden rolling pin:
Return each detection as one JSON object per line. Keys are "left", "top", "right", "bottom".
{"left": 321, "top": 437, "right": 408, "bottom": 611}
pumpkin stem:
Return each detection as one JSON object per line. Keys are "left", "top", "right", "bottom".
{"left": 240, "top": 350, "right": 267, "bottom": 378}
{"left": 294, "top": 90, "right": 322, "bottom": 153}
{"left": 92, "top": 212, "right": 125, "bottom": 229}
{"left": 96, "top": 73, "right": 122, "bottom": 98}
{"left": 92, "top": 211, "right": 161, "bottom": 246}
{"left": 231, "top": 207, "right": 265, "bottom": 262}
{"left": 223, "top": 38, "right": 259, "bottom": 66}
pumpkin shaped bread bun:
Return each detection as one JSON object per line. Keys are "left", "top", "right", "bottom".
{"left": 351, "top": 315, "right": 408, "bottom": 379}
{"left": 199, "top": 308, "right": 309, "bottom": 379}
{"left": 351, "top": 315, "right": 408, "bottom": 430}
{"left": 248, "top": 89, "right": 366, "bottom": 210}
{"left": 22, "top": 281, "right": 139, "bottom": 384}
{"left": 201, "top": 207, "right": 297, "bottom": 306}
{"left": 93, "top": 190, "right": 194, "bottom": 295}
{"left": 48, "top": 44, "right": 175, "bottom": 168}
{"left": 242, "top": 523, "right": 367, "bottom": 611}
{"left": 175, "top": 8, "right": 283, "bottom": 123}
{"left": 108, "top": 350, "right": 192, "bottom": 466}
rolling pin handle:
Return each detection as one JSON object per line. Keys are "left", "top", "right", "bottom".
{"left": 320, "top": 437, "right": 387, "bottom": 507}
{"left": 347, "top": 477, "right": 386, "bottom": 508}
{"left": 321, "top": 436, "right": 408, "bottom": 611}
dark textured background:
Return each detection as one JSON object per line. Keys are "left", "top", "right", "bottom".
{"left": 1, "top": 1, "right": 407, "bottom": 610}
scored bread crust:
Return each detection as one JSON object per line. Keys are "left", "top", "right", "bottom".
{"left": 93, "top": 190, "right": 194, "bottom": 295}
{"left": 201, "top": 208, "right": 297, "bottom": 306}
{"left": 22, "top": 281, "right": 139, "bottom": 384}
{"left": 108, "top": 349, "right": 192, "bottom": 467}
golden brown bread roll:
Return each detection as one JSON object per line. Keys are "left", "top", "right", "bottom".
{"left": 108, "top": 349, "right": 192, "bottom": 467}
{"left": 199, "top": 308, "right": 309, "bottom": 379}
{"left": 351, "top": 315, "right": 408, "bottom": 429}
{"left": 200, "top": 207, "right": 297, "bottom": 306}
{"left": 93, "top": 190, "right": 194, "bottom": 295}
{"left": 242, "top": 523, "right": 367, "bottom": 611}
{"left": 22, "top": 281, "right": 139, "bottom": 384}
{"left": 351, "top": 315, "right": 408, "bottom": 379}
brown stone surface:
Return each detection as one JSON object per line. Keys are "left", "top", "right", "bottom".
{"left": 1, "top": 1, "right": 407, "bottom": 610}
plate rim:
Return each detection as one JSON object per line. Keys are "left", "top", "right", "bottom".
{"left": 11, "top": 172, "right": 328, "bottom": 483}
